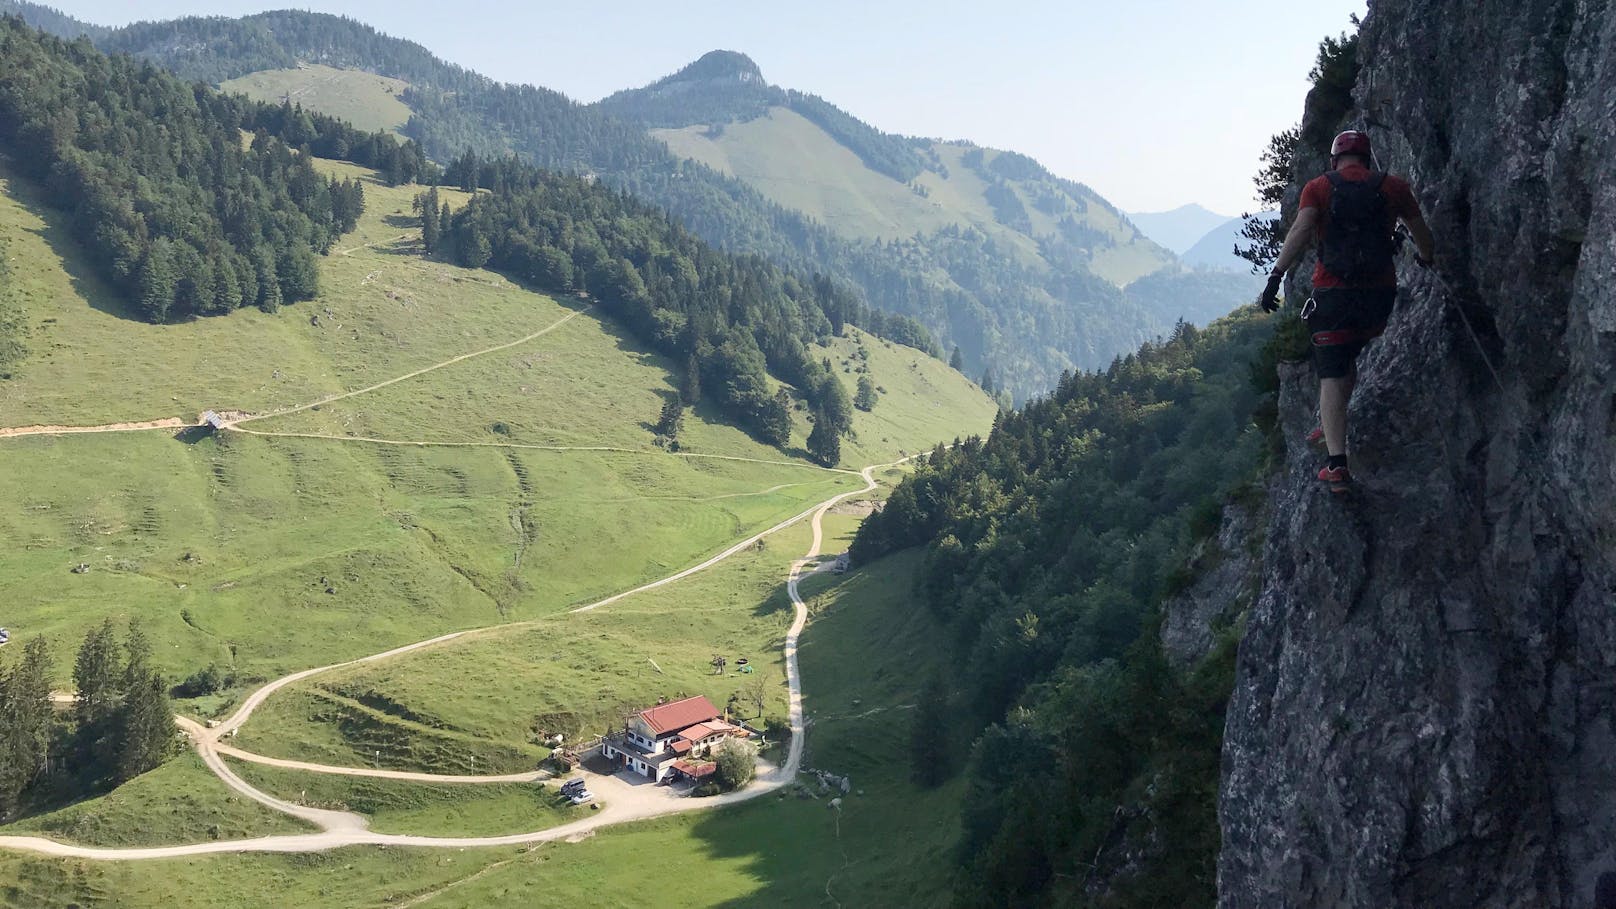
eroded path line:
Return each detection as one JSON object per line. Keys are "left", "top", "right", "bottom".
{"left": 0, "top": 306, "right": 588, "bottom": 440}
{"left": 0, "top": 417, "right": 188, "bottom": 439}
{"left": 0, "top": 458, "right": 902, "bottom": 860}
{"left": 233, "top": 305, "right": 591, "bottom": 426}
{"left": 227, "top": 426, "right": 864, "bottom": 476}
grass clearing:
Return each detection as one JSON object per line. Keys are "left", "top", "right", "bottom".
{"left": 0, "top": 753, "right": 316, "bottom": 847}
{"left": 220, "top": 65, "right": 414, "bottom": 134}
{"left": 0, "top": 543, "right": 957, "bottom": 907}
{"left": 227, "top": 761, "right": 584, "bottom": 837}
{"left": 0, "top": 428, "right": 855, "bottom": 688}
{"left": 0, "top": 143, "right": 985, "bottom": 905}
{"left": 237, "top": 519, "right": 816, "bottom": 768}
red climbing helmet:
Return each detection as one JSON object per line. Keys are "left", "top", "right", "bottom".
{"left": 1331, "top": 130, "right": 1373, "bottom": 160}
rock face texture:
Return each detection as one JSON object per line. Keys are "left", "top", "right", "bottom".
{"left": 1218, "top": 2, "right": 1616, "bottom": 907}
{"left": 1160, "top": 501, "right": 1257, "bottom": 669}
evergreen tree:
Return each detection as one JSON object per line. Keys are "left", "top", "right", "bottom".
{"left": 855, "top": 374, "right": 878, "bottom": 412}
{"left": 757, "top": 389, "right": 793, "bottom": 448}
{"left": 950, "top": 346, "right": 965, "bottom": 371}
{"left": 0, "top": 639, "right": 54, "bottom": 816}
{"left": 137, "top": 240, "right": 178, "bottom": 323}
{"left": 910, "top": 675, "right": 950, "bottom": 788}
{"left": 460, "top": 226, "right": 492, "bottom": 269}
{"left": 807, "top": 409, "right": 841, "bottom": 467}
{"left": 418, "top": 186, "right": 441, "bottom": 253}
{"left": 654, "top": 398, "right": 684, "bottom": 447}
{"left": 73, "top": 620, "right": 120, "bottom": 731}
{"left": 817, "top": 373, "right": 854, "bottom": 434}
{"left": 115, "top": 621, "right": 175, "bottom": 782}
{"left": 679, "top": 352, "right": 702, "bottom": 404}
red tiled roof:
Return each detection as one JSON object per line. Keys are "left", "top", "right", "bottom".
{"left": 671, "top": 759, "right": 717, "bottom": 779}
{"left": 638, "top": 695, "right": 721, "bottom": 736}
{"left": 669, "top": 739, "right": 692, "bottom": 754}
{"left": 677, "top": 720, "right": 738, "bottom": 744}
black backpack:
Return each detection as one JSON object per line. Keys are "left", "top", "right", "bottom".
{"left": 1320, "top": 171, "right": 1395, "bottom": 283}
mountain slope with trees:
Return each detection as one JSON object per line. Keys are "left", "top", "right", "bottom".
{"left": 850, "top": 307, "right": 1278, "bottom": 906}
{"left": 0, "top": 3, "right": 1255, "bottom": 401}
{"left": 0, "top": 16, "right": 431, "bottom": 322}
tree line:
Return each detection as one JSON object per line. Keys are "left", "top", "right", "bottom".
{"left": 0, "top": 621, "right": 177, "bottom": 820}
{"left": 422, "top": 152, "right": 874, "bottom": 457}
{"left": 852, "top": 310, "right": 1277, "bottom": 907}
{"left": 30, "top": 7, "right": 1228, "bottom": 400}
{"left": 0, "top": 18, "right": 426, "bottom": 322}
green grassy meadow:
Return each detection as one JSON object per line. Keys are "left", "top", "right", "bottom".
{"left": 0, "top": 123, "right": 988, "bottom": 905}
{"left": 235, "top": 518, "right": 817, "bottom": 769}
{"left": 0, "top": 543, "right": 957, "bottom": 908}
{"left": 0, "top": 152, "right": 987, "bottom": 688}
{"left": 228, "top": 761, "right": 584, "bottom": 837}
{"left": 219, "top": 65, "right": 414, "bottom": 134}
{"left": 0, "top": 753, "right": 316, "bottom": 848}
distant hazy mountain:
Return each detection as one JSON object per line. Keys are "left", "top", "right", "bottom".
{"left": 1180, "top": 212, "right": 1277, "bottom": 273}
{"left": 0, "top": 0, "right": 106, "bottom": 38}
{"left": 1126, "top": 203, "right": 1234, "bottom": 255}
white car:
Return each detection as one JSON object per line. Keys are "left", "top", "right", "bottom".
{"left": 568, "top": 789, "right": 595, "bottom": 806}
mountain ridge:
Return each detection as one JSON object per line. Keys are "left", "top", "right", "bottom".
{"left": 2, "top": 3, "right": 1254, "bottom": 400}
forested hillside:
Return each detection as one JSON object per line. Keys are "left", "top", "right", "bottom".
{"left": 0, "top": 15, "right": 932, "bottom": 453}
{"left": 0, "top": 17, "right": 430, "bottom": 321}
{"left": 0, "top": 3, "right": 1255, "bottom": 400}
{"left": 430, "top": 150, "right": 931, "bottom": 448}
{"left": 852, "top": 307, "right": 1280, "bottom": 906}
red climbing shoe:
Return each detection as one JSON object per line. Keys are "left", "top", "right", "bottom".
{"left": 1317, "top": 463, "right": 1353, "bottom": 494}
{"left": 1306, "top": 426, "right": 1325, "bottom": 448}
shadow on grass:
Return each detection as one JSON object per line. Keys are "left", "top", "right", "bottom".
{"left": 688, "top": 552, "right": 962, "bottom": 908}
{"left": 0, "top": 156, "right": 146, "bottom": 324}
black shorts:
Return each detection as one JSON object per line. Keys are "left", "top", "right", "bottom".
{"left": 1306, "top": 287, "right": 1396, "bottom": 379}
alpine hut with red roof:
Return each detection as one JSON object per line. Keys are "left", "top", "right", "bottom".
{"left": 601, "top": 695, "right": 752, "bottom": 782}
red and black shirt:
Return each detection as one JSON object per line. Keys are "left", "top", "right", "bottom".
{"left": 1298, "top": 162, "right": 1422, "bottom": 288}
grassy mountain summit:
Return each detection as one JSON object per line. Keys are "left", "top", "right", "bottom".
{"left": 601, "top": 50, "right": 1172, "bottom": 282}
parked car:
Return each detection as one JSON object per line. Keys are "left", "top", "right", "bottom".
{"left": 568, "top": 789, "right": 595, "bottom": 806}
{"left": 559, "top": 778, "right": 586, "bottom": 795}
{"left": 0, "top": 628, "right": 10, "bottom": 646}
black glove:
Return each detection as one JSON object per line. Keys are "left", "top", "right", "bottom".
{"left": 1259, "top": 272, "right": 1283, "bottom": 313}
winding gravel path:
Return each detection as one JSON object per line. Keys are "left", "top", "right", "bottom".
{"left": 0, "top": 459, "right": 897, "bottom": 860}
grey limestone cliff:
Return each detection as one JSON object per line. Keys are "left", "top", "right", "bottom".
{"left": 1218, "top": 1, "right": 1616, "bottom": 906}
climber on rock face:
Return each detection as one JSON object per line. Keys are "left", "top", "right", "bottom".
{"left": 1258, "top": 129, "right": 1436, "bottom": 493}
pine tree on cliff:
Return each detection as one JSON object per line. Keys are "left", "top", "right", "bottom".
{"left": 949, "top": 346, "right": 964, "bottom": 372}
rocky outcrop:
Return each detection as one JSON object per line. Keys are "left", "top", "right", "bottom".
{"left": 1218, "top": 2, "right": 1616, "bottom": 907}
{"left": 1160, "top": 501, "right": 1259, "bottom": 669}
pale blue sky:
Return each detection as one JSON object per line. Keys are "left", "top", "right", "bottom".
{"left": 52, "top": 0, "right": 1365, "bottom": 214}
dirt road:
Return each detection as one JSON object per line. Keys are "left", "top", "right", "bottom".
{"left": 0, "top": 459, "right": 901, "bottom": 860}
